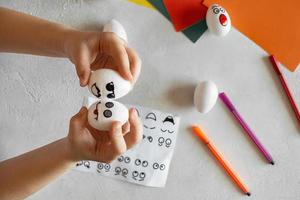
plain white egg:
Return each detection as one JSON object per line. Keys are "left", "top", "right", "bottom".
{"left": 88, "top": 100, "right": 129, "bottom": 131}
{"left": 88, "top": 69, "right": 132, "bottom": 100}
{"left": 194, "top": 81, "right": 218, "bottom": 114}
{"left": 206, "top": 4, "right": 231, "bottom": 36}
{"left": 103, "top": 19, "right": 128, "bottom": 43}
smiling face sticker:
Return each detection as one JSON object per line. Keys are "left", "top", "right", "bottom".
{"left": 206, "top": 4, "right": 231, "bottom": 36}
{"left": 143, "top": 112, "right": 157, "bottom": 130}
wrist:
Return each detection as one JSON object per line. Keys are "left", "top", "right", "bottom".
{"left": 60, "top": 137, "right": 80, "bottom": 164}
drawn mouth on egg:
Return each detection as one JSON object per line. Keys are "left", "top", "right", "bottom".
{"left": 219, "top": 14, "right": 228, "bottom": 26}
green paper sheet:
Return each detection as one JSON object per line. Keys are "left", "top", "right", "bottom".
{"left": 147, "top": 0, "right": 207, "bottom": 43}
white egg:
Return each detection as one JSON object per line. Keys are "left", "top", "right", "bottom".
{"left": 194, "top": 81, "right": 218, "bottom": 114}
{"left": 88, "top": 69, "right": 132, "bottom": 100}
{"left": 88, "top": 100, "right": 129, "bottom": 131}
{"left": 103, "top": 19, "right": 128, "bottom": 43}
{"left": 206, "top": 4, "right": 231, "bottom": 36}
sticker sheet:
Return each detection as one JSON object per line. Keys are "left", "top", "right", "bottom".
{"left": 74, "top": 97, "right": 180, "bottom": 187}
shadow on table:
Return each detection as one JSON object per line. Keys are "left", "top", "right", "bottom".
{"left": 167, "top": 82, "right": 196, "bottom": 109}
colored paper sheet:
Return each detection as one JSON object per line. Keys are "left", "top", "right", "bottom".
{"left": 147, "top": 0, "right": 207, "bottom": 43}
{"left": 127, "top": 0, "right": 154, "bottom": 9}
{"left": 162, "top": 0, "right": 207, "bottom": 32}
{"left": 204, "top": 0, "right": 300, "bottom": 71}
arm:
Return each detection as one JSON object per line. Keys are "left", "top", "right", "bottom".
{"left": 0, "top": 108, "right": 142, "bottom": 200}
{"left": 0, "top": 7, "right": 141, "bottom": 86}
{"left": 0, "top": 7, "right": 69, "bottom": 57}
{"left": 0, "top": 139, "right": 75, "bottom": 200}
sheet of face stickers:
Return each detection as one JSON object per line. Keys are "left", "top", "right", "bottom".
{"left": 74, "top": 97, "right": 180, "bottom": 187}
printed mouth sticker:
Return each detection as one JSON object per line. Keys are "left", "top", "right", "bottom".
{"left": 74, "top": 97, "right": 180, "bottom": 187}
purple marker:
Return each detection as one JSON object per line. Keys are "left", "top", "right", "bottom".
{"left": 219, "top": 92, "right": 274, "bottom": 165}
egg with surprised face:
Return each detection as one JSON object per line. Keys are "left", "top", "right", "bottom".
{"left": 88, "top": 100, "right": 129, "bottom": 131}
{"left": 206, "top": 4, "right": 231, "bottom": 36}
{"left": 88, "top": 69, "right": 132, "bottom": 100}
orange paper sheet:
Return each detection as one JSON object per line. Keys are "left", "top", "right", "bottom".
{"left": 204, "top": 0, "right": 300, "bottom": 71}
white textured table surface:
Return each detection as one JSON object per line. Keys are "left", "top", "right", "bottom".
{"left": 1, "top": 1, "right": 300, "bottom": 199}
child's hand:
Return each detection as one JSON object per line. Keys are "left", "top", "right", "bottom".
{"left": 66, "top": 107, "right": 142, "bottom": 163}
{"left": 64, "top": 31, "right": 141, "bottom": 87}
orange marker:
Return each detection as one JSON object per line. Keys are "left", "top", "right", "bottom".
{"left": 191, "top": 125, "right": 251, "bottom": 196}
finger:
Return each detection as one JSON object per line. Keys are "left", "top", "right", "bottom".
{"left": 75, "top": 50, "right": 91, "bottom": 87}
{"left": 126, "top": 47, "right": 141, "bottom": 84}
{"left": 107, "top": 34, "right": 132, "bottom": 81}
{"left": 76, "top": 63, "right": 91, "bottom": 87}
{"left": 122, "top": 122, "right": 130, "bottom": 135}
{"left": 109, "top": 121, "right": 127, "bottom": 158}
{"left": 124, "top": 108, "right": 143, "bottom": 149}
{"left": 87, "top": 123, "right": 110, "bottom": 142}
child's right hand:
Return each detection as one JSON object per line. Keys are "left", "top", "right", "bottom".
{"left": 66, "top": 107, "right": 142, "bottom": 163}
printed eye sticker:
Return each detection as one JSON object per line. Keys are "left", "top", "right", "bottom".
{"left": 143, "top": 112, "right": 157, "bottom": 129}
{"left": 76, "top": 160, "right": 91, "bottom": 169}
{"left": 145, "top": 112, "right": 156, "bottom": 121}
{"left": 97, "top": 162, "right": 111, "bottom": 173}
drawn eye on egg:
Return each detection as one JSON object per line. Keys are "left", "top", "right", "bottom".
{"left": 143, "top": 112, "right": 157, "bottom": 130}
{"left": 212, "top": 7, "right": 220, "bottom": 14}
{"left": 88, "top": 69, "right": 132, "bottom": 100}
{"left": 88, "top": 100, "right": 128, "bottom": 131}
{"left": 206, "top": 4, "right": 231, "bottom": 36}
{"left": 94, "top": 101, "right": 115, "bottom": 120}
{"left": 106, "top": 82, "right": 115, "bottom": 99}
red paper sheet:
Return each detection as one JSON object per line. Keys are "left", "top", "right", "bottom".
{"left": 204, "top": 0, "right": 300, "bottom": 71}
{"left": 163, "top": 0, "right": 207, "bottom": 32}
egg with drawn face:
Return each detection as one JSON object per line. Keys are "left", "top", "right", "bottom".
{"left": 88, "top": 69, "right": 132, "bottom": 100}
{"left": 88, "top": 100, "right": 129, "bottom": 131}
{"left": 206, "top": 4, "right": 231, "bottom": 36}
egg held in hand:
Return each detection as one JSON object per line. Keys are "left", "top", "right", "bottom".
{"left": 88, "top": 69, "right": 132, "bottom": 100}
{"left": 88, "top": 100, "right": 129, "bottom": 131}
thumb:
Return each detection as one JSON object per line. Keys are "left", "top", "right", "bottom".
{"left": 71, "top": 107, "right": 88, "bottom": 128}
{"left": 75, "top": 61, "right": 91, "bottom": 87}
